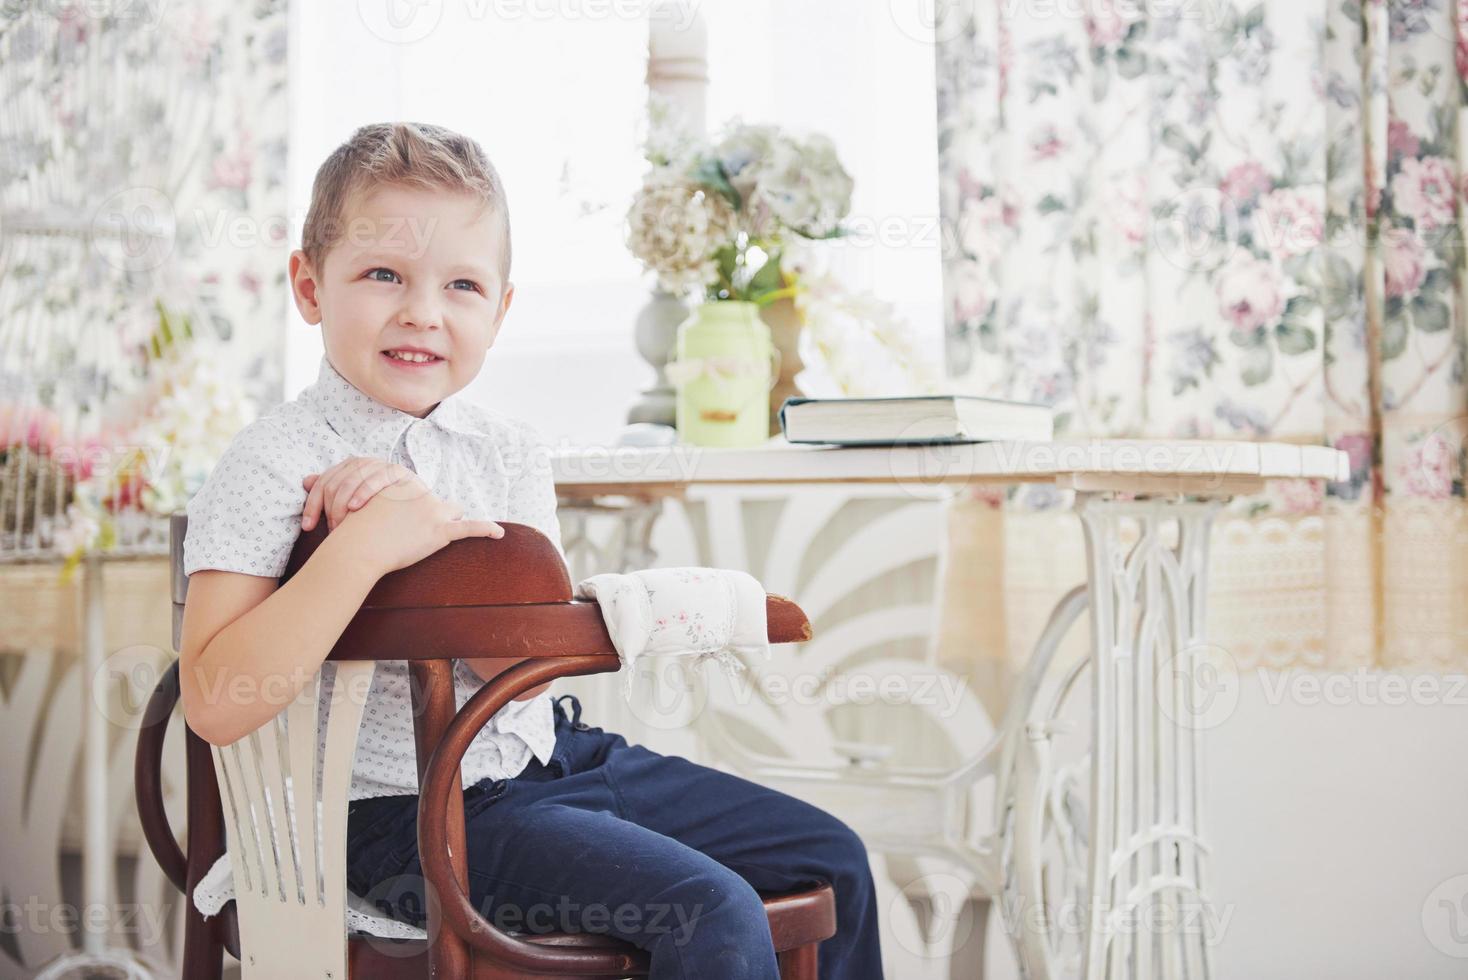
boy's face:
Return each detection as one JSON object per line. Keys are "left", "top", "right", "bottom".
{"left": 288, "top": 183, "right": 514, "bottom": 418}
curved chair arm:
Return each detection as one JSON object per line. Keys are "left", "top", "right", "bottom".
{"left": 134, "top": 659, "right": 243, "bottom": 960}
{"left": 135, "top": 660, "right": 187, "bottom": 895}
{"left": 418, "top": 654, "right": 643, "bottom": 975}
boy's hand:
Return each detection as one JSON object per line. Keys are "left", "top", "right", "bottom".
{"left": 332, "top": 472, "right": 504, "bottom": 577}
{"left": 302, "top": 457, "right": 419, "bottom": 532}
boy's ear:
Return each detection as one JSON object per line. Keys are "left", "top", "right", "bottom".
{"left": 488, "top": 281, "right": 514, "bottom": 348}
{"left": 289, "top": 249, "right": 323, "bottom": 325}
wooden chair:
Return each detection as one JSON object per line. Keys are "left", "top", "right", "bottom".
{"left": 136, "top": 514, "right": 837, "bottom": 979}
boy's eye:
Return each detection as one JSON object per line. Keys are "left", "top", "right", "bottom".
{"left": 365, "top": 268, "right": 400, "bottom": 283}
{"left": 450, "top": 279, "right": 481, "bottom": 293}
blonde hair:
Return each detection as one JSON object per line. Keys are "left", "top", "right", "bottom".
{"left": 301, "top": 121, "right": 511, "bottom": 281}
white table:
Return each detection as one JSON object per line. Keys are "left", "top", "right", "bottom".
{"left": 551, "top": 437, "right": 1348, "bottom": 980}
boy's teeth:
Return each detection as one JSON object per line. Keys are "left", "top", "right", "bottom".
{"left": 386, "top": 350, "right": 436, "bottom": 363}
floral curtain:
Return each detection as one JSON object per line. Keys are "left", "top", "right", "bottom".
{"left": 934, "top": 0, "right": 1468, "bottom": 680}
{"left": 0, "top": 2, "right": 289, "bottom": 557}
{"left": 0, "top": 1, "right": 289, "bottom": 430}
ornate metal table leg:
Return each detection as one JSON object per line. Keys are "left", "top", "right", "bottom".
{"left": 1001, "top": 493, "right": 1225, "bottom": 980}
{"left": 558, "top": 496, "right": 665, "bottom": 580}
{"left": 555, "top": 495, "right": 667, "bottom": 738}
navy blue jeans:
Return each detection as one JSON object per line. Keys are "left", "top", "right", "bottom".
{"left": 346, "top": 693, "right": 884, "bottom": 979}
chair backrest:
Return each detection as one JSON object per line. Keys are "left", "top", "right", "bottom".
{"left": 171, "top": 514, "right": 373, "bottom": 980}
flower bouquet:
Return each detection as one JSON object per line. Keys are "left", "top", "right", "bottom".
{"left": 0, "top": 301, "right": 256, "bottom": 580}
{"left": 626, "top": 117, "right": 854, "bottom": 305}
{"left": 626, "top": 118, "right": 865, "bottom": 442}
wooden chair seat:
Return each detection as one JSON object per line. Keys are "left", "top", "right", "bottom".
{"left": 342, "top": 882, "right": 838, "bottom": 978}
{"left": 137, "top": 516, "right": 835, "bottom": 979}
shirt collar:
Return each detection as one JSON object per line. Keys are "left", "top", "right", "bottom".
{"left": 305, "top": 354, "right": 483, "bottom": 453}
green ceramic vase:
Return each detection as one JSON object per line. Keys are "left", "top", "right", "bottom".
{"left": 670, "top": 301, "right": 775, "bottom": 448}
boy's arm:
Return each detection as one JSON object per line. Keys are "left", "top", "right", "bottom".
{"left": 179, "top": 528, "right": 383, "bottom": 746}
{"left": 178, "top": 417, "right": 377, "bottom": 744}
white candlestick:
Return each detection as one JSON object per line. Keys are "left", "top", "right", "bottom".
{"left": 647, "top": 0, "right": 708, "bottom": 135}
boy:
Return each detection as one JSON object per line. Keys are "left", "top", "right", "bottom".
{"left": 179, "top": 122, "right": 883, "bottom": 978}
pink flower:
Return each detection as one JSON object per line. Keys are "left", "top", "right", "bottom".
{"left": 1274, "top": 478, "right": 1324, "bottom": 514}
{"left": 1334, "top": 433, "right": 1374, "bottom": 475}
{"left": 1111, "top": 172, "right": 1148, "bottom": 249}
{"left": 58, "top": 8, "right": 88, "bottom": 45}
{"left": 1386, "top": 117, "right": 1420, "bottom": 161}
{"left": 1216, "top": 252, "right": 1285, "bottom": 332}
{"left": 1382, "top": 225, "right": 1426, "bottom": 298}
{"left": 207, "top": 142, "right": 254, "bottom": 192}
{"left": 951, "top": 264, "right": 991, "bottom": 324}
{"left": 956, "top": 168, "right": 985, "bottom": 203}
{"left": 1086, "top": 0, "right": 1133, "bottom": 48}
{"left": 1030, "top": 126, "right": 1065, "bottom": 161}
{"left": 1458, "top": 2, "right": 1468, "bottom": 83}
{"left": 1252, "top": 189, "right": 1323, "bottom": 258}
{"left": 1391, "top": 156, "right": 1457, "bottom": 231}
{"left": 1220, "top": 161, "right": 1272, "bottom": 206}
{"left": 964, "top": 485, "right": 1007, "bottom": 508}
{"left": 0, "top": 403, "right": 62, "bottom": 454}
{"left": 1402, "top": 433, "right": 1455, "bottom": 499}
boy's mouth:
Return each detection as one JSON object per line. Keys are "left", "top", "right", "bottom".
{"left": 382, "top": 347, "right": 444, "bottom": 367}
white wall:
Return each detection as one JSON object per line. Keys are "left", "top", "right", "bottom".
{"left": 1205, "top": 671, "right": 1468, "bottom": 979}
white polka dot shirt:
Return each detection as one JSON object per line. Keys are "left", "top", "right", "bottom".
{"left": 183, "top": 354, "right": 565, "bottom": 800}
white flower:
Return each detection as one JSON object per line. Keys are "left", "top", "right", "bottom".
{"left": 626, "top": 169, "right": 738, "bottom": 294}
{"left": 56, "top": 340, "right": 256, "bottom": 564}
{"left": 795, "top": 271, "right": 943, "bottom": 397}
{"left": 748, "top": 133, "right": 853, "bottom": 240}
{"left": 714, "top": 122, "right": 853, "bottom": 241}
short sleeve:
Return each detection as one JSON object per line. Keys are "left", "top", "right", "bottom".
{"left": 505, "top": 420, "right": 566, "bottom": 569}
{"left": 183, "top": 419, "right": 310, "bottom": 578}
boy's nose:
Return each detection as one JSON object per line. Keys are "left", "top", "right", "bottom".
{"left": 397, "top": 289, "right": 443, "bottom": 330}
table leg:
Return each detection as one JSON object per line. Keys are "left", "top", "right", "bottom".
{"left": 1001, "top": 493, "right": 1224, "bottom": 980}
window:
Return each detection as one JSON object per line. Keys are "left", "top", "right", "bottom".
{"left": 289, "top": 1, "right": 940, "bottom": 444}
